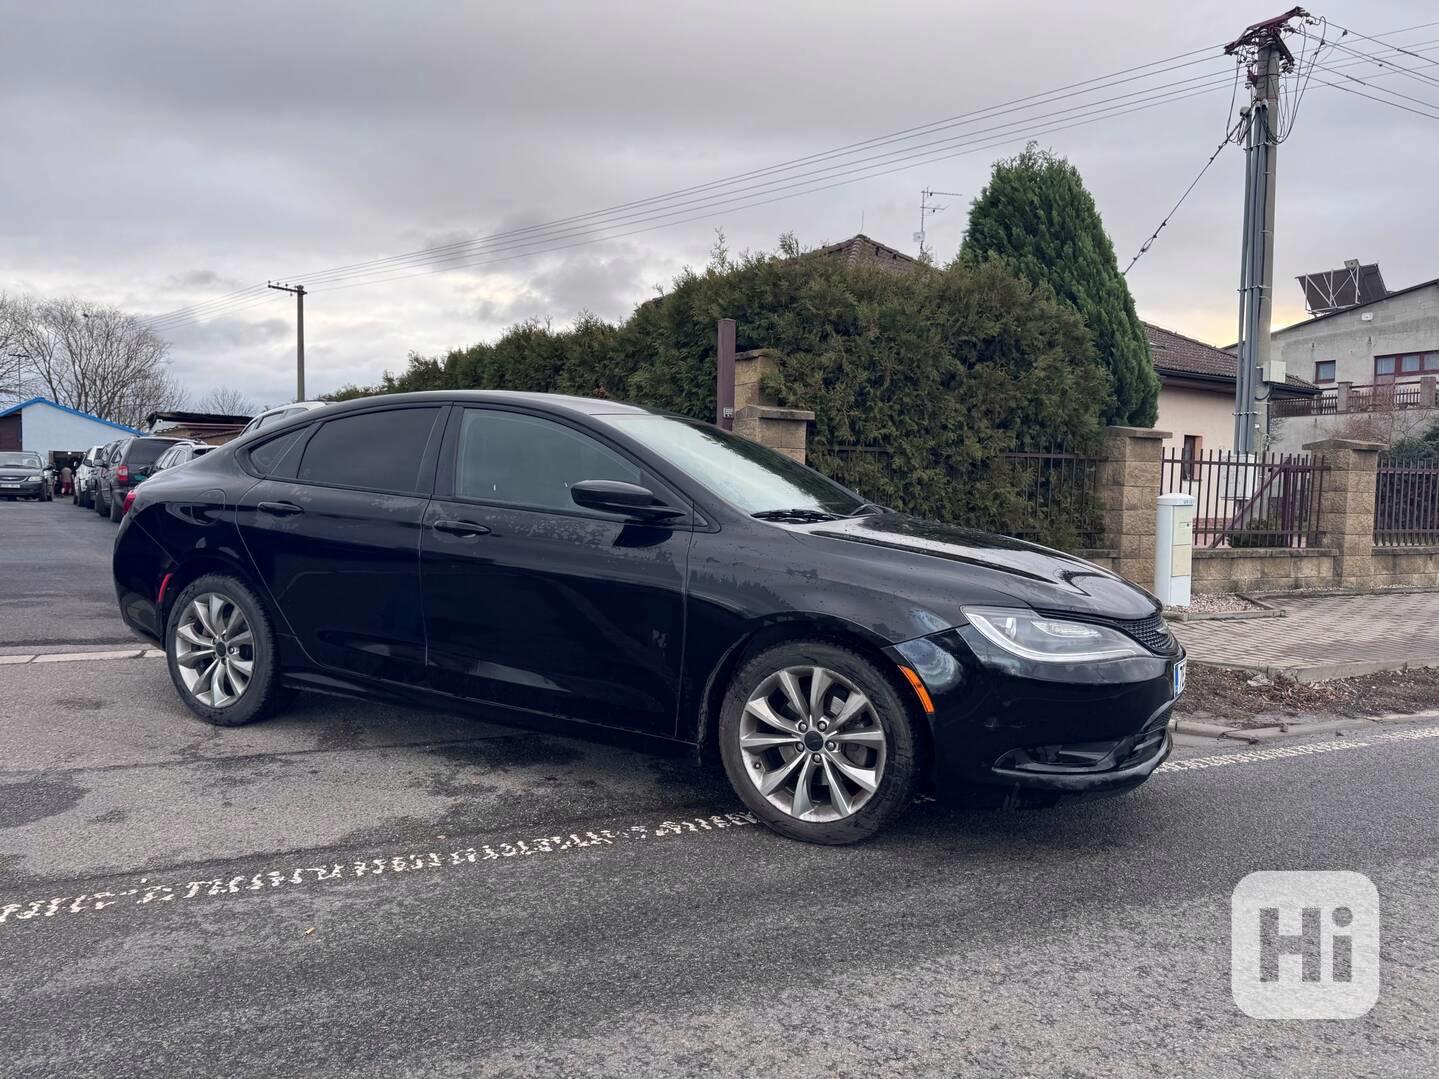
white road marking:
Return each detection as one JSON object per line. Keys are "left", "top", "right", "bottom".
{"left": 0, "top": 811, "right": 760, "bottom": 928}
{"left": 1158, "top": 723, "right": 1439, "bottom": 772}
{"left": 3, "top": 723, "right": 1436, "bottom": 932}
{"left": 0, "top": 648, "right": 163, "bottom": 666}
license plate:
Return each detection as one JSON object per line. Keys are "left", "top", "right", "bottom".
{"left": 0, "top": 482, "right": 19, "bottom": 489}
{"left": 1172, "top": 659, "right": 1187, "bottom": 698}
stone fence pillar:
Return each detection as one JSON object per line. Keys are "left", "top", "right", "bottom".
{"left": 1304, "top": 437, "right": 1383, "bottom": 588}
{"left": 1098, "top": 426, "right": 1168, "bottom": 586}
{"left": 732, "top": 348, "right": 814, "bottom": 464}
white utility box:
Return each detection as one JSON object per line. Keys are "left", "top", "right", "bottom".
{"left": 1155, "top": 493, "right": 1196, "bottom": 607}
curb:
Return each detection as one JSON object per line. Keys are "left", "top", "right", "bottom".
{"left": 1165, "top": 594, "right": 1286, "bottom": 623}
{"left": 1186, "top": 656, "right": 1439, "bottom": 684}
{"left": 1174, "top": 708, "right": 1439, "bottom": 744}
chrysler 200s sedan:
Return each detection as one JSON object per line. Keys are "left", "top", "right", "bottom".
{"left": 113, "top": 391, "right": 1184, "bottom": 844}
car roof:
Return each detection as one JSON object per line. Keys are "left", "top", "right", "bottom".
{"left": 321, "top": 390, "right": 658, "bottom": 418}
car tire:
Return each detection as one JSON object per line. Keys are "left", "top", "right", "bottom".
{"left": 717, "top": 640, "right": 920, "bottom": 845}
{"left": 165, "top": 574, "right": 287, "bottom": 727}
{"left": 94, "top": 487, "right": 108, "bottom": 516}
{"left": 109, "top": 494, "right": 122, "bottom": 522}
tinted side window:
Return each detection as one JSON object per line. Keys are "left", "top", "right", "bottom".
{"left": 454, "top": 409, "right": 641, "bottom": 512}
{"left": 247, "top": 429, "right": 305, "bottom": 476}
{"left": 297, "top": 408, "right": 440, "bottom": 493}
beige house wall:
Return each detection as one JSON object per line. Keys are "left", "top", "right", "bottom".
{"left": 1155, "top": 384, "right": 1232, "bottom": 457}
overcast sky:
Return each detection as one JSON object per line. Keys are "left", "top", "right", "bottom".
{"left": 2, "top": 0, "right": 1435, "bottom": 410}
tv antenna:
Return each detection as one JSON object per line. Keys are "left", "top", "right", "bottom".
{"left": 915, "top": 188, "right": 963, "bottom": 262}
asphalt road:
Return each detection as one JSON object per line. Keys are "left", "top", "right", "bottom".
{"left": 0, "top": 495, "right": 129, "bottom": 649}
{"left": 2, "top": 499, "right": 1437, "bottom": 1077}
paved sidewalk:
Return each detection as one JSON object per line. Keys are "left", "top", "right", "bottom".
{"left": 1172, "top": 590, "right": 1439, "bottom": 680}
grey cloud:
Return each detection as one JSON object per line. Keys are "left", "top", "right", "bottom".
{"left": 0, "top": 0, "right": 1434, "bottom": 401}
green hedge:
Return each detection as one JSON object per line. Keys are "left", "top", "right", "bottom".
{"left": 335, "top": 244, "right": 1111, "bottom": 544}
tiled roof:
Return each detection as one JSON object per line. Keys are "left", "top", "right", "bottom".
{"left": 1143, "top": 322, "right": 1316, "bottom": 392}
{"left": 814, "top": 234, "right": 926, "bottom": 277}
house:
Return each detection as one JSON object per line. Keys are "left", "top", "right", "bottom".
{"left": 814, "top": 233, "right": 925, "bottom": 276}
{"left": 145, "top": 409, "right": 253, "bottom": 446}
{"left": 1144, "top": 322, "right": 1318, "bottom": 459}
{"left": 1265, "top": 273, "right": 1439, "bottom": 451}
{"left": 0, "top": 397, "right": 137, "bottom": 458}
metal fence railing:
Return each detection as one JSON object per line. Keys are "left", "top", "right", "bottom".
{"left": 1375, "top": 453, "right": 1439, "bottom": 547}
{"left": 823, "top": 445, "right": 1105, "bottom": 550}
{"left": 1160, "top": 449, "right": 1328, "bottom": 549}
{"left": 1271, "top": 380, "right": 1437, "bottom": 418}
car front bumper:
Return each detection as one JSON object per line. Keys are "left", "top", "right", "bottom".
{"left": 890, "top": 625, "right": 1182, "bottom": 801}
{"left": 0, "top": 480, "right": 43, "bottom": 497}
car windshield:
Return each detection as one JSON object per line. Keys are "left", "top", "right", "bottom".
{"left": 0, "top": 452, "right": 42, "bottom": 468}
{"left": 601, "top": 413, "right": 865, "bottom": 516}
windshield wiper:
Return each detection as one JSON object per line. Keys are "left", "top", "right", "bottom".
{"left": 846, "top": 502, "right": 888, "bottom": 517}
{"left": 751, "top": 508, "right": 843, "bottom": 522}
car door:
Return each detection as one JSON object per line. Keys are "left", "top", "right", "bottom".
{"left": 420, "top": 406, "right": 693, "bottom": 737}
{"left": 235, "top": 404, "right": 446, "bottom": 685}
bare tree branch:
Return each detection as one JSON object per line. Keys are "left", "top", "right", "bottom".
{"left": 2, "top": 294, "right": 183, "bottom": 425}
{"left": 194, "top": 385, "right": 258, "bottom": 417}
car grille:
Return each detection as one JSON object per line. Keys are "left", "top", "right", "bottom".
{"left": 1112, "top": 613, "right": 1178, "bottom": 655}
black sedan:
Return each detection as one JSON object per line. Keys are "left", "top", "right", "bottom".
{"left": 113, "top": 391, "right": 1183, "bottom": 844}
{"left": 0, "top": 451, "right": 54, "bottom": 500}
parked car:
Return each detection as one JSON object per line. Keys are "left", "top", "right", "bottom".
{"left": 73, "top": 443, "right": 108, "bottom": 508}
{"left": 238, "top": 401, "right": 327, "bottom": 436}
{"left": 118, "top": 441, "right": 217, "bottom": 518}
{"left": 114, "top": 392, "right": 1183, "bottom": 844}
{"left": 95, "top": 436, "right": 181, "bottom": 522}
{"left": 152, "top": 440, "right": 215, "bottom": 474}
{"left": 0, "top": 450, "right": 54, "bottom": 501}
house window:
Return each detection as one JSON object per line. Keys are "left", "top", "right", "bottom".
{"left": 1180, "top": 435, "right": 1201, "bottom": 481}
{"left": 1375, "top": 352, "right": 1439, "bottom": 378}
{"left": 1314, "top": 360, "right": 1336, "bottom": 383}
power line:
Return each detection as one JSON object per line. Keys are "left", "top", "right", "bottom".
{"left": 1318, "top": 34, "right": 1439, "bottom": 91}
{"left": 310, "top": 78, "right": 1248, "bottom": 294}
{"left": 1122, "top": 122, "right": 1240, "bottom": 275}
{"left": 1309, "top": 66, "right": 1439, "bottom": 121}
{"left": 144, "top": 45, "right": 1234, "bottom": 325}
{"left": 280, "top": 50, "right": 1231, "bottom": 288}
{"left": 146, "top": 23, "right": 1439, "bottom": 327}
{"left": 314, "top": 39, "right": 1439, "bottom": 296}
{"left": 1311, "top": 58, "right": 1439, "bottom": 113}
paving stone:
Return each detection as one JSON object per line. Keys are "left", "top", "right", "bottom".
{"left": 1172, "top": 592, "right": 1439, "bottom": 674}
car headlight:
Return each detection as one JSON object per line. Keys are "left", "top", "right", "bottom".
{"left": 962, "top": 606, "right": 1149, "bottom": 662}
{"left": 26, "top": 474, "right": 41, "bottom": 482}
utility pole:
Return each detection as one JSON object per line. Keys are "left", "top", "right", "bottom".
{"left": 1225, "top": 8, "right": 1305, "bottom": 454}
{"left": 267, "top": 281, "right": 307, "bottom": 400}
{"left": 914, "top": 189, "right": 962, "bottom": 263}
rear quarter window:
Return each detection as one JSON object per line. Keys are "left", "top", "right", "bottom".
{"left": 296, "top": 408, "right": 441, "bottom": 494}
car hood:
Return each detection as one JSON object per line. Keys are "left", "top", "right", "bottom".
{"left": 0, "top": 466, "right": 41, "bottom": 479}
{"left": 805, "top": 513, "right": 1160, "bottom": 621}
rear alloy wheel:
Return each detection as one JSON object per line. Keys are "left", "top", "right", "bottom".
{"left": 719, "top": 641, "right": 919, "bottom": 844}
{"left": 165, "top": 574, "right": 287, "bottom": 727}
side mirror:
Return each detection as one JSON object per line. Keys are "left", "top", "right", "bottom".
{"left": 570, "top": 479, "right": 685, "bottom": 521}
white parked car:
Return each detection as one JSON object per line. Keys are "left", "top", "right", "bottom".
{"left": 239, "top": 401, "right": 328, "bottom": 436}
{"left": 73, "top": 443, "right": 107, "bottom": 509}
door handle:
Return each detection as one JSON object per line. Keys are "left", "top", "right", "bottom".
{"left": 257, "top": 501, "right": 304, "bottom": 517}
{"left": 432, "top": 518, "right": 491, "bottom": 538}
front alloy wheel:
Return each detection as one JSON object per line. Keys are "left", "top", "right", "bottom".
{"left": 740, "top": 666, "right": 887, "bottom": 822}
{"left": 719, "top": 641, "right": 919, "bottom": 844}
{"left": 173, "top": 593, "right": 255, "bottom": 707}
